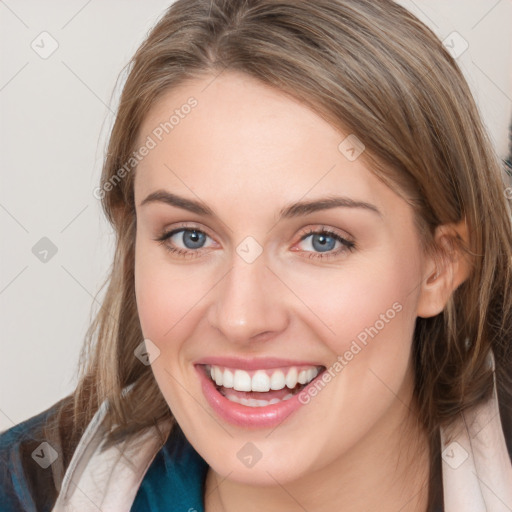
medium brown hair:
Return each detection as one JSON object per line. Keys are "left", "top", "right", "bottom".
{"left": 56, "top": 0, "right": 512, "bottom": 507}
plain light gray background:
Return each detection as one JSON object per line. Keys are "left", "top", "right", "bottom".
{"left": 1, "top": 0, "right": 511, "bottom": 432}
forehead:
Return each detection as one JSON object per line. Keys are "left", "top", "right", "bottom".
{"left": 133, "top": 71, "right": 392, "bottom": 213}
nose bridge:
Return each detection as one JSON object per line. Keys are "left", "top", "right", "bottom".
{"left": 207, "top": 252, "right": 288, "bottom": 342}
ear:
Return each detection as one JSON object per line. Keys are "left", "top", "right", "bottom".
{"left": 416, "top": 219, "right": 472, "bottom": 318}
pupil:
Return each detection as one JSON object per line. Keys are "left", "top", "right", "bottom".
{"left": 184, "top": 230, "right": 205, "bottom": 249}
{"left": 312, "top": 234, "right": 335, "bottom": 252}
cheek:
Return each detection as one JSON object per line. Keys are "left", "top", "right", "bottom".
{"left": 277, "top": 248, "right": 422, "bottom": 432}
{"left": 282, "top": 252, "right": 421, "bottom": 456}
{"left": 134, "top": 241, "right": 211, "bottom": 425}
{"left": 282, "top": 249, "right": 420, "bottom": 358}
{"left": 134, "top": 241, "right": 209, "bottom": 351}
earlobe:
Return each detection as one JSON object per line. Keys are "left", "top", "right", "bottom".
{"left": 416, "top": 220, "right": 472, "bottom": 319}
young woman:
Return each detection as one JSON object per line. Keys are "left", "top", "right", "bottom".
{"left": 2, "top": 1, "right": 512, "bottom": 511}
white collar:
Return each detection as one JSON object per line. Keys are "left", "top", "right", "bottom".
{"left": 441, "top": 351, "right": 512, "bottom": 510}
{"left": 51, "top": 398, "right": 173, "bottom": 511}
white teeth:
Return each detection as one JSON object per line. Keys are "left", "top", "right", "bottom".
{"left": 270, "top": 370, "right": 286, "bottom": 390}
{"left": 307, "top": 368, "right": 319, "bottom": 382}
{"left": 233, "top": 369, "right": 252, "bottom": 391}
{"left": 224, "top": 394, "right": 294, "bottom": 406}
{"left": 251, "top": 370, "right": 271, "bottom": 392}
{"left": 214, "top": 366, "right": 223, "bottom": 386}
{"left": 285, "top": 367, "right": 298, "bottom": 389}
{"left": 224, "top": 394, "right": 269, "bottom": 407}
{"left": 223, "top": 369, "right": 234, "bottom": 388}
{"left": 207, "top": 365, "right": 321, "bottom": 392}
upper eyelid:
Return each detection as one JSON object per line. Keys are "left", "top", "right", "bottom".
{"left": 162, "top": 223, "right": 215, "bottom": 239}
{"left": 161, "top": 225, "right": 353, "bottom": 247}
{"left": 298, "top": 226, "right": 353, "bottom": 241}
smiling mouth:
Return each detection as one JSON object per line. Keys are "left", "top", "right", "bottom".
{"left": 202, "top": 364, "right": 326, "bottom": 407}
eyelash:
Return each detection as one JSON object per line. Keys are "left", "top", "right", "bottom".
{"left": 154, "top": 225, "right": 356, "bottom": 260}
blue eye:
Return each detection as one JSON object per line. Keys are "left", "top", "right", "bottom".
{"left": 156, "top": 228, "right": 214, "bottom": 257}
{"left": 297, "top": 229, "right": 355, "bottom": 259}
{"left": 307, "top": 233, "right": 337, "bottom": 252}
{"left": 178, "top": 229, "right": 207, "bottom": 249}
{"left": 155, "top": 226, "right": 355, "bottom": 260}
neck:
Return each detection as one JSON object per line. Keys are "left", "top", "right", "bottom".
{"left": 204, "top": 386, "right": 431, "bottom": 512}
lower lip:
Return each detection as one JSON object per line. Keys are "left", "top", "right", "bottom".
{"left": 196, "top": 365, "right": 315, "bottom": 428}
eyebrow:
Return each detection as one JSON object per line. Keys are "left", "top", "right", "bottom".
{"left": 140, "top": 190, "right": 382, "bottom": 218}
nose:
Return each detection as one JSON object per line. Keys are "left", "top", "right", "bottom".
{"left": 206, "top": 253, "right": 289, "bottom": 345}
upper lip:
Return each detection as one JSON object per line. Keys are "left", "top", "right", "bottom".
{"left": 194, "top": 356, "right": 325, "bottom": 371}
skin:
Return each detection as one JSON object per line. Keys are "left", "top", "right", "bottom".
{"left": 133, "top": 70, "right": 469, "bottom": 512}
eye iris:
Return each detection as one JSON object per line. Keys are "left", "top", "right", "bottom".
{"left": 183, "top": 230, "right": 206, "bottom": 249}
{"left": 312, "top": 233, "right": 336, "bottom": 252}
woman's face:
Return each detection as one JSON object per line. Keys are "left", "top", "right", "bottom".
{"left": 133, "top": 71, "right": 432, "bottom": 485}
